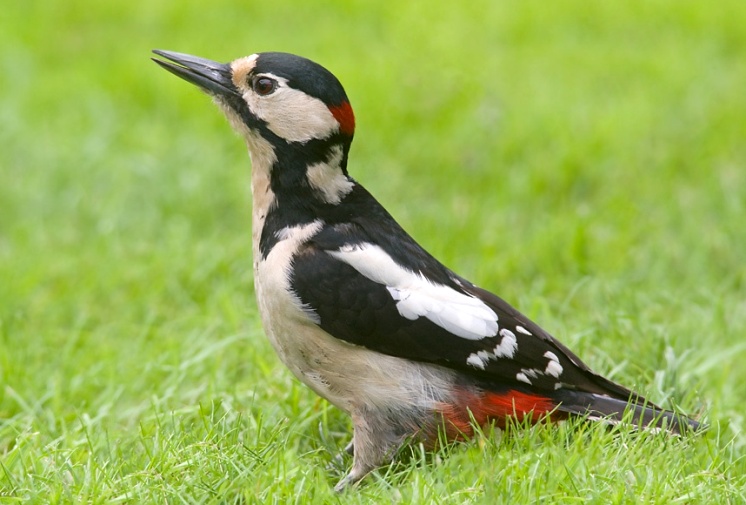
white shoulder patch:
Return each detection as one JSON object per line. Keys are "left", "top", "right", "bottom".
{"left": 328, "top": 243, "right": 498, "bottom": 340}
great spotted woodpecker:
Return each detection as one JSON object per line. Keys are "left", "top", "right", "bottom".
{"left": 152, "top": 50, "right": 702, "bottom": 490}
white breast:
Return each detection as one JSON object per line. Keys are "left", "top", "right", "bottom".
{"left": 252, "top": 221, "right": 457, "bottom": 413}
{"left": 254, "top": 220, "right": 324, "bottom": 354}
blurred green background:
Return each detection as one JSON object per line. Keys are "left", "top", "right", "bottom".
{"left": 1, "top": 0, "right": 745, "bottom": 502}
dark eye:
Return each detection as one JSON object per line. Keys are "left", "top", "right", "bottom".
{"left": 253, "top": 77, "right": 276, "bottom": 96}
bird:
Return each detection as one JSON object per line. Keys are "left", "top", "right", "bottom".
{"left": 152, "top": 49, "right": 702, "bottom": 490}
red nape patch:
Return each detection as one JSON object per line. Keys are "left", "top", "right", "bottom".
{"left": 328, "top": 101, "right": 355, "bottom": 136}
{"left": 435, "top": 389, "right": 563, "bottom": 442}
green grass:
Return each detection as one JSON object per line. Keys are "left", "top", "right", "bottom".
{"left": 2, "top": 0, "right": 745, "bottom": 502}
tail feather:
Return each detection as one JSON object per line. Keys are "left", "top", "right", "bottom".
{"left": 553, "top": 389, "right": 702, "bottom": 435}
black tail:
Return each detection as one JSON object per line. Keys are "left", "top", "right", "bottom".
{"left": 553, "top": 389, "right": 703, "bottom": 435}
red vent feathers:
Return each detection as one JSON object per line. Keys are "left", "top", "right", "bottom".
{"left": 436, "top": 389, "right": 561, "bottom": 441}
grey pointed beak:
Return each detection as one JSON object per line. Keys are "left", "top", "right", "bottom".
{"left": 152, "top": 50, "right": 237, "bottom": 97}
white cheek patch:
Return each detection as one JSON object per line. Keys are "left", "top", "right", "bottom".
{"left": 328, "top": 243, "right": 498, "bottom": 340}
{"left": 244, "top": 74, "right": 340, "bottom": 143}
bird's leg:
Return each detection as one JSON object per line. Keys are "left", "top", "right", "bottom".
{"left": 333, "top": 410, "right": 408, "bottom": 492}
{"left": 327, "top": 436, "right": 355, "bottom": 471}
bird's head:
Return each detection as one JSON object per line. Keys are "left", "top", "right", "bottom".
{"left": 153, "top": 50, "right": 356, "bottom": 205}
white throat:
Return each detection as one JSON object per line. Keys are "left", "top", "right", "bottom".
{"left": 245, "top": 131, "right": 278, "bottom": 259}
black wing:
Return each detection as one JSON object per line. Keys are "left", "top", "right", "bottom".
{"left": 290, "top": 219, "right": 634, "bottom": 399}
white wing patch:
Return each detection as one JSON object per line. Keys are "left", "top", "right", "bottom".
{"left": 495, "top": 329, "right": 518, "bottom": 358}
{"left": 515, "top": 325, "right": 532, "bottom": 336}
{"left": 516, "top": 372, "right": 532, "bottom": 385}
{"left": 328, "top": 243, "right": 498, "bottom": 340}
{"left": 466, "top": 353, "right": 486, "bottom": 370}
{"left": 465, "top": 329, "right": 566, "bottom": 387}
{"left": 513, "top": 352, "right": 565, "bottom": 385}
{"left": 543, "top": 351, "right": 564, "bottom": 378}
{"left": 465, "top": 328, "right": 521, "bottom": 370}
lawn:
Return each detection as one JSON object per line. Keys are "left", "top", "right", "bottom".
{"left": 2, "top": 0, "right": 745, "bottom": 503}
